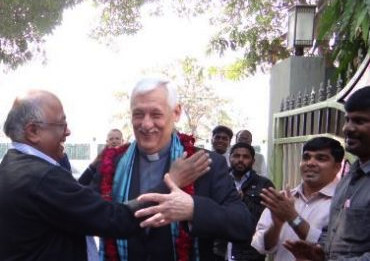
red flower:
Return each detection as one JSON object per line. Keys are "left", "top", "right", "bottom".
{"left": 99, "top": 143, "right": 130, "bottom": 261}
{"left": 99, "top": 133, "right": 196, "bottom": 261}
{"left": 176, "top": 132, "right": 196, "bottom": 261}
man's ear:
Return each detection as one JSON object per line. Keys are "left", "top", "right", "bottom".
{"left": 173, "top": 104, "right": 182, "bottom": 122}
{"left": 24, "top": 123, "right": 41, "bottom": 144}
{"left": 334, "top": 162, "right": 342, "bottom": 173}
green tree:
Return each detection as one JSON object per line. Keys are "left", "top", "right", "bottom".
{"left": 88, "top": 0, "right": 325, "bottom": 79}
{"left": 91, "top": 0, "right": 369, "bottom": 79}
{"left": 159, "top": 57, "right": 228, "bottom": 140}
{"left": 135, "top": 56, "right": 231, "bottom": 143}
{"left": 317, "top": 0, "right": 370, "bottom": 76}
{"left": 0, "top": 0, "right": 80, "bottom": 70}
{"left": 108, "top": 57, "right": 231, "bottom": 144}
{"left": 90, "top": 0, "right": 294, "bottom": 78}
{"left": 206, "top": 0, "right": 294, "bottom": 78}
{"left": 180, "top": 67, "right": 226, "bottom": 138}
{"left": 3, "top": 0, "right": 367, "bottom": 80}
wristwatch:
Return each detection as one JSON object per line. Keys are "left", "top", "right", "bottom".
{"left": 288, "top": 215, "right": 304, "bottom": 228}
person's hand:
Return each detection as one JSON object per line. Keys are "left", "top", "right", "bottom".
{"left": 134, "top": 174, "right": 194, "bottom": 227}
{"left": 169, "top": 150, "right": 211, "bottom": 188}
{"left": 260, "top": 187, "right": 297, "bottom": 223}
{"left": 283, "top": 240, "right": 325, "bottom": 261}
{"left": 270, "top": 211, "right": 284, "bottom": 228}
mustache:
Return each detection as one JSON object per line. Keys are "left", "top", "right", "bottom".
{"left": 138, "top": 128, "right": 158, "bottom": 135}
{"left": 232, "top": 163, "right": 250, "bottom": 169}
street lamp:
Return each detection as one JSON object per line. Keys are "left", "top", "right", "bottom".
{"left": 287, "top": 4, "right": 316, "bottom": 56}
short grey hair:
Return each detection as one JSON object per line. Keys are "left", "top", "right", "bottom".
{"left": 3, "top": 95, "right": 45, "bottom": 142}
{"left": 130, "top": 78, "right": 178, "bottom": 109}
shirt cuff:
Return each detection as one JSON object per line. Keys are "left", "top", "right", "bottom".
{"left": 305, "top": 226, "right": 322, "bottom": 243}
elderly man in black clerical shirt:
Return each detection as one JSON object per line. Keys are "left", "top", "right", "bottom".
{"left": 97, "top": 78, "right": 253, "bottom": 261}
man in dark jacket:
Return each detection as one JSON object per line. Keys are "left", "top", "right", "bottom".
{"left": 214, "top": 142, "right": 274, "bottom": 261}
{"left": 0, "top": 89, "right": 211, "bottom": 261}
{"left": 228, "top": 142, "right": 274, "bottom": 261}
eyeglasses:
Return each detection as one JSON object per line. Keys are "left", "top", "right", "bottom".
{"left": 33, "top": 121, "right": 68, "bottom": 131}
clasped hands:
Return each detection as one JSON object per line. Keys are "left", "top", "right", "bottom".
{"left": 260, "top": 186, "right": 297, "bottom": 225}
{"left": 134, "top": 150, "right": 211, "bottom": 228}
{"left": 261, "top": 187, "right": 325, "bottom": 261}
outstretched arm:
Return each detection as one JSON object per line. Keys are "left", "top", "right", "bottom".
{"left": 134, "top": 153, "right": 252, "bottom": 242}
{"left": 134, "top": 174, "right": 194, "bottom": 227}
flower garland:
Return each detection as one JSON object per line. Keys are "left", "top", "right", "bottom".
{"left": 176, "top": 132, "right": 196, "bottom": 261}
{"left": 99, "top": 133, "right": 196, "bottom": 261}
{"left": 99, "top": 143, "right": 130, "bottom": 261}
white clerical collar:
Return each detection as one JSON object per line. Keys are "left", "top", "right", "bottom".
{"left": 138, "top": 141, "right": 171, "bottom": 162}
{"left": 146, "top": 153, "right": 160, "bottom": 162}
{"left": 10, "top": 142, "right": 60, "bottom": 166}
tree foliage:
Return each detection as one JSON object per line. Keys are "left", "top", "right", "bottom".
{"left": 0, "top": 0, "right": 80, "bottom": 70}
{"left": 317, "top": 0, "right": 369, "bottom": 76}
{"left": 206, "top": 0, "right": 294, "bottom": 78}
{"left": 1, "top": 0, "right": 368, "bottom": 79}
{"left": 90, "top": 0, "right": 214, "bottom": 38}
{"left": 91, "top": 0, "right": 145, "bottom": 38}
{"left": 90, "top": 0, "right": 294, "bottom": 78}
{"left": 111, "top": 57, "right": 232, "bottom": 143}
{"left": 91, "top": 0, "right": 368, "bottom": 79}
{"left": 158, "top": 57, "right": 228, "bottom": 140}
{"left": 178, "top": 58, "right": 228, "bottom": 139}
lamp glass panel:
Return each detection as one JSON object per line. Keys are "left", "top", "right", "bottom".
{"left": 295, "top": 8, "right": 315, "bottom": 46}
{"left": 287, "top": 9, "right": 296, "bottom": 48}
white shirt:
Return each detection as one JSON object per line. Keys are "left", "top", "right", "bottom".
{"left": 251, "top": 179, "right": 338, "bottom": 261}
{"left": 10, "top": 142, "right": 59, "bottom": 166}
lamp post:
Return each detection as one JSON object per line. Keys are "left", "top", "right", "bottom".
{"left": 287, "top": 4, "right": 316, "bottom": 56}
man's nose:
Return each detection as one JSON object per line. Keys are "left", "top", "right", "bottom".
{"left": 65, "top": 126, "right": 71, "bottom": 137}
{"left": 305, "top": 157, "right": 316, "bottom": 166}
{"left": 141, "top": 115, "right": 154, "bottom": 129}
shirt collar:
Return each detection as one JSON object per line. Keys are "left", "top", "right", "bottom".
{"left": 10, "top": 142, "right": 59, "bottom": 166}
{"left": 231, "top": 170, "right": 251, "bottom": 184}
{"left": 138, "top": 140, "right": 171, "bottom": 162}
{"left": 292, "top": 177, "right": 339, "bottom": 199}
{"left": 360, "top": 160, "right": 370, "bottom": 174}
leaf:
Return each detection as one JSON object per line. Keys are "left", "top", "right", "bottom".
{"left": 361, "top": 15, "right": 370, "bottom": 43}
{"left": 318, "top": 0, "right": 341, "bottom": 40}
{"left": 0, "top": 0, "right": 81, "bottom": 70}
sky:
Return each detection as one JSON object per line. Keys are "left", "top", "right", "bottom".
{"left": 0, "top": 1, "right": 270, "bottom": 149}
